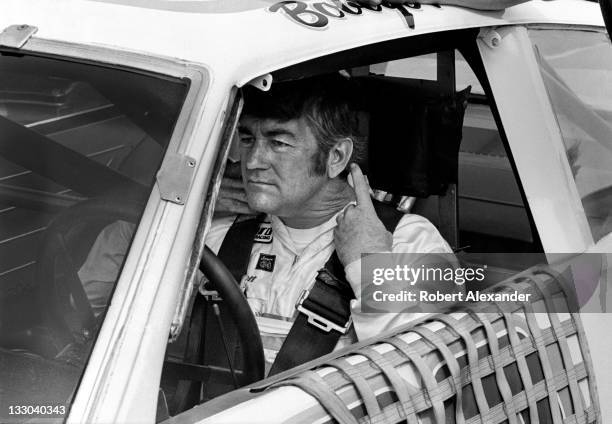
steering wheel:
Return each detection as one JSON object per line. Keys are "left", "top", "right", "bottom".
{"left": 199, "top": 246, "right": 265, "bottom": 382}
{"left": 163, "top": 247, "right": 265, "bottom": 414}
{"left": 36, "top": 193, "right": 264, "bottom": 407}
{"left": 36, "top": 194, "right": 146, "bottom": 349}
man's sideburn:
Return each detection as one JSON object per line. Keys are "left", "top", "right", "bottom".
{"left": 310, "top": 146, "right": 328, "bottom": 177}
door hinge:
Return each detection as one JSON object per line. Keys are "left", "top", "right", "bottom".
{"left": 156, "top": 153, "right": 197, "bottom": 205}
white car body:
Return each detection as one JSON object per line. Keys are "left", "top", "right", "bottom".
{"left": 1, "top": 1, "right": 611, "bottom": 423}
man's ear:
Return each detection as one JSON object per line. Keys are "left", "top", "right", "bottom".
{"left": 327, "top": 138, "right": 353, "bottom": 179}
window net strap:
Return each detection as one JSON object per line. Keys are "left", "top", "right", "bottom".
{"left": 501, "top": 309, "right": 540, "bottom": 424}
{"left": 385, "top": 336, "right": 447, "bottom": 424}
{"left": 359, "top": 346, "right": 419, "bottom": 423}
{"left": 432, "top": 314, "right": 490, "bottom": 416}
{"left": 265, "top": 264, "right": 601, "bottom": 424}
{"left": 524, "top": 270, "right": 586, "bottom": 424}
{"left": 466, "top": 311, "right": 520, "bottom": 424}
{"left": 329, "top": 358, "right": 382, "bottom": 422}
{"left": 409, "top": 326, "right": 465, "bottom": 424}
{"left": 533, "top": 270, "right": 587, "bottom": 421}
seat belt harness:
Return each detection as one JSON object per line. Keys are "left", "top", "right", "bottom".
{"left": 269, "top": 200, "right": 403, "bottom": 375}
{"left": 213, "top": 201, "right": 402, "bottom": 377}
{"left": 295, "top": 268, "right": 353, "bottom": 334}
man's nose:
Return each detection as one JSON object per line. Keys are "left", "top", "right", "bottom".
{"left": 244, "top": 139, "right": 270, "bottom": 170}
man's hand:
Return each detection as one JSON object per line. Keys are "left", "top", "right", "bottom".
{"left": 334, "top": 163, "right": 392, "bottom": 266}
{"left": 353, "top": 0, "right": 528, "bottom": 11}
{"left": 214, "top": 161, "right": 255, "bottom": 216}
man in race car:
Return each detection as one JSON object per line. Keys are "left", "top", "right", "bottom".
{"left": 79, "top": 74, "right": 454, "bottom": 373}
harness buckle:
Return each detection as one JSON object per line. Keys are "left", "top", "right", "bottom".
{"left": 295, "top": 289, "right": 352, "bottom": 334}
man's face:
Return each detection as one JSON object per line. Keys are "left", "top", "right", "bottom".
{"left": 237, "top": 115, "right": 328, "bottom": 217}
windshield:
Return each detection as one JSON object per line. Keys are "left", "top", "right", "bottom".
{"left": 0, "top": 52, "right": 188, "bottom": 422}
{"left": 529, "top": 27, "right": 612, "bottom": 243}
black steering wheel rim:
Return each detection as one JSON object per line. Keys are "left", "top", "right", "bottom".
{"left": 199, "top": 246, "right": 265, "bottom": 385}
{"left": 163, "top": 246, "right": 265, "bottom": 415}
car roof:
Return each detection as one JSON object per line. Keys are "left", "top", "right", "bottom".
{"left": 1, "top": 0, "right": 603, "bottom": 85}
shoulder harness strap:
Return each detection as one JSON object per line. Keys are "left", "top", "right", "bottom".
{"left": 217, "top": 214, "right": 266, "bottom": 282}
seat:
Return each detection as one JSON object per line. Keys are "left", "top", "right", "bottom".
{"left": 357, "top": 74, "right": 470, "bottom": 250}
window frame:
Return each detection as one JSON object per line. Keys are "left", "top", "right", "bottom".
{"left": 1, "top": 36, "right": 212, "bottom": 423}
{"left": 477, "top": 24, "right": 599, "bottom": 258}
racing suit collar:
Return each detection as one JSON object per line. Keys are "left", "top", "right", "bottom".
{"left": 268, "top": 202, "right": 355, "bottom": 256}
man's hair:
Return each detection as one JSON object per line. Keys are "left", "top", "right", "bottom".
{"left": 241, "top": 73, "right": 368, "bottom": 176}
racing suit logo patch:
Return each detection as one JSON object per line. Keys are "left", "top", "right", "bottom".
{"left": 254, "top": 223, "right": 273, "bottom": 243}
{"left": 256, "top": 254, "right": 276, "bottom": 272}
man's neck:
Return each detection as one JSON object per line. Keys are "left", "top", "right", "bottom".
{"left": 280, "top": 179, "right": 354, "bottom": 229}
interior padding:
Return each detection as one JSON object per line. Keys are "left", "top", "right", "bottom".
{"left": 358, "top": 76, "right": 470, "bottom": 198}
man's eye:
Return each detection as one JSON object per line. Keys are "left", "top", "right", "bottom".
{"left": 239, "top": 136, "right": 254, "bottom": 145}
{"left": 271, "top": 139, "right": 289, "bottom": 148}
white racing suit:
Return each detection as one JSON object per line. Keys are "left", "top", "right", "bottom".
{"left": 79, "top": 207, "right": 453, "bottom": 372}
